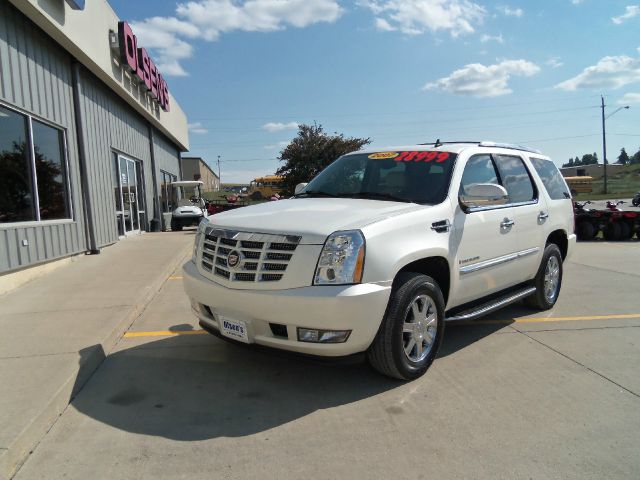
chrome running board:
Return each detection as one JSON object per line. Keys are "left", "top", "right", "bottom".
{"left": 445, "top": 286, "right": 536, "bottom": 322}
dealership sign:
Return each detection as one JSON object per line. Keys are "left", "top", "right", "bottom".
{"left": 117, "top": 22, "right": 170, "bottom": 112}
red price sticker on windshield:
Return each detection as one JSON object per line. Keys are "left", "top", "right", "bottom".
{"left": 395, "top": 151, "right": 450, "bottom": 163}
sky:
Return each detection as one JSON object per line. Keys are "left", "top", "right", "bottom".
{"left": 108, "top": 0, "right": 640, "bottom": 183}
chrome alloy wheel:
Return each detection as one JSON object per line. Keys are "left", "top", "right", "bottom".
{"left": 402, "top": 294, "right": 438, "bottom": 362}
{"left": 544, "top": 256, "right": 561, "bottom": 302}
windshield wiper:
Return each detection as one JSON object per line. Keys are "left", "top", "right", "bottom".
{"left": 339, "top": 192, "right": 415, "bottom": 203}
{"left": 294, "top": 190, "right": 338, "bottom": 198}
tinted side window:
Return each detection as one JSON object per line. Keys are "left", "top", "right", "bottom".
{"left": 529, "top": 157, "right": 570, "bottom": 200}
{"left": 493, "top": 155, "right": 535, "bottom": 203}
{"left": 459, "top": 154, "right": 500, "bottom": 196}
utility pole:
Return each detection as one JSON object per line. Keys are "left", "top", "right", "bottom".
{"left": 601, "top": 96, "right": 630, "bottom": 195}
{"left": 601, "top": 95, "right": 607, "bottom": 195}
{"left": 217, "top": 155, "right": 221, "bottom": 190}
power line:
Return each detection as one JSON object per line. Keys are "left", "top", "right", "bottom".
{"left": 188, "top": 94, "right": 601, "bottom": 123}
{"left": 513, "top": 133, "right": 600, "bottom": 143}
{"left": 189, "top": 106, "right": 599, "bottom": 148}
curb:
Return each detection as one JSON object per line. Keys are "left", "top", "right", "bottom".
{"left": 0, "top": 244, "right": 192, "bottom": 480}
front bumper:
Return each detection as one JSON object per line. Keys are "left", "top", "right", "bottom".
{"left": 182, "top": 260, "right": 391, "bottom": 356}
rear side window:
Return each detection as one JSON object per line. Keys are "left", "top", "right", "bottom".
{"left": 493, "top": 155, "right": 536, "bottom": 204}
{"left": 529, "top": 157, "right": 570, "bottom": 200}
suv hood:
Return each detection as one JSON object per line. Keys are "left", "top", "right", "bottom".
{"left": 207, "top": 198, "right": 424, "bottom": 244}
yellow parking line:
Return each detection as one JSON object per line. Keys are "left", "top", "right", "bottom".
{"left": 123, "top": 330, "right": 207, "bottom": 338}
{"left": 168, "top": 276, "right": 183, "bottom": 280}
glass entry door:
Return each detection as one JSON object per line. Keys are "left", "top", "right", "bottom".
{"left": 115, "top": 154, "right": 145, "bottom": 236}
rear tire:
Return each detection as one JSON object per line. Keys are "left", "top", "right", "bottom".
{"left": 603, "top": 222, "right": 621, "bottom": 241}
{"left": 525, "top": 244, "right": 563, "bottom": 310}
{"left": 619, "top": 221, "right": 633, "bottom": 240}
{"left": 367, "top": 273, "right": 445, "bottom": 380}
{"left": 576, "top": 220, "right": 596, "bottom": 241}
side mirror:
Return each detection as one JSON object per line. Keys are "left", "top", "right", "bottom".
{"left": 294, "top": 183, "right": 308, "bottom": 195}
{"left": 459, "top": 183, "right": 508, "bottom": 210}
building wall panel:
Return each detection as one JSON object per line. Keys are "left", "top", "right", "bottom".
{"left": 76, "top": 67, "right": 158, "bottom": 246}
{"left": 0, "top": 0, "right": 86, "bottom": 274}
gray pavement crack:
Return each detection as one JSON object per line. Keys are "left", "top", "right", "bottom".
{"left": 0, "top": 304, "right": 134, "bottom": 316}
{"left": 515, "top": 324, "right": 640, "bottom": 333}
{"left": 508, "top": 324, "right": 640, "bottom": 399}
{"left": 0, "top": 351, "right": 80, "bottom": 360}
{"left": 569, "top": 261, "right": 640, "bottom": 278}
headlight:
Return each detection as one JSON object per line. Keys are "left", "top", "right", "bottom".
{"left": 314, "top": 230, "right": 365, "bottom": 285}
{"left": 192, "top": 219, "right": 208, "bottom": 263}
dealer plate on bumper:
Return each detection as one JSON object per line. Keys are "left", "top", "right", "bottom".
{"left": 219, "top": 316, "right": 250, "bottom": 343}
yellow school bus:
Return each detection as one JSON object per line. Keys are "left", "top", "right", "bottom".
{"left": 248, "top": 175, "right": 284, "bottom": 200}
{"left": 564, "top": 176, "right": 593, "bottom": 196}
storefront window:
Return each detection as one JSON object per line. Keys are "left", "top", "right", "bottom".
{"left": 0, "top": 106, "right": 36, "bottom": 223}
{"left": 32, "top": 120, "right": 70, "bottom": 220}
{"left": 0, "top": 105, "right": 71, "bottom": 224}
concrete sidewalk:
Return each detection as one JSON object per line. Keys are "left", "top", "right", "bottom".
{"left": 0, "top": 232, "right": 193, "bottom": 480}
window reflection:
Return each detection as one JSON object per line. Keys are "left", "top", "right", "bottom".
{"left": 0, "top": 106, "right": 36, "bottom": 223}
{"left": 32, "top": 120, "right": 70, "bottom": 220}
{"left": 0, "top": 106, "right": 71, "bottom": 224}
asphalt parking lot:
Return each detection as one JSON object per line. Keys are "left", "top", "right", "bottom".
{"left": 14, "top": 240, "right": 640, "bottom": 480}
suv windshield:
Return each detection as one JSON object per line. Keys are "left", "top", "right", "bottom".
{"left": 297, "top": 150, "right": 458, "bottom": 205}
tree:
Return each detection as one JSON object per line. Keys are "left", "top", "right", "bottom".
{"left": 580, "top": 153, "right": 598, "bottom": 165}
{"left": 276, "top": 124, "right": 371, "bottom": 195}
{"left": 617, "top": 148, "right": 630, "bottom": 165}
{"left": 631, "top": 147, "right": 640, "bottom": 165}
{"left": 561, "top": 158, "right": 574, "bottom": 168}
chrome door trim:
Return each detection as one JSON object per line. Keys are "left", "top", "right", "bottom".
{"left": 459, "top": 247, "right": 539, "bottom": 275}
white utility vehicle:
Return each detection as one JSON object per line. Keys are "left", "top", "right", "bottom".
{"left": 169, "top": 180, "right": 207, "bottom": 231}
{"left": 183, "top": 142, "right": 576, "bottom": 380}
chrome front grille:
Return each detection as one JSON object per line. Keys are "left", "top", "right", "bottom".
{"left": 200, "top": 228, "right": 301, "bottom": 283}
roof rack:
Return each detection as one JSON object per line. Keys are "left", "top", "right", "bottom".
{"left": 418, "top": 140, "right": 541, "bottom": 155}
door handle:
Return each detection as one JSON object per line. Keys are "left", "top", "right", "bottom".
{"left": 538, "top": 211, "right": 549, "bottom": 221}
{"left": 500, "top": 218, "right": 515, "bottom": 228}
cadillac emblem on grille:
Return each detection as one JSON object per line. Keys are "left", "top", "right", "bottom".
{"left": 227, "top": 250, "right": 241, "bottom": 268}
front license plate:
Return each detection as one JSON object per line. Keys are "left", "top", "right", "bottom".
{"left": 219, "top": 317, "right": 250, "bottom": 343}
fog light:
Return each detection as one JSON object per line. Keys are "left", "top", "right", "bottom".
{"left": 297, "top": 328, "right": 351, "bottom": 343}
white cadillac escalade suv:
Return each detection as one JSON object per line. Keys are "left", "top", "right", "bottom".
{"left": 183, "top": 142, "right": 576, "bottom": 380}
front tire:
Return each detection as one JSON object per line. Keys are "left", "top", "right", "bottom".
{"left": 367, "top": 273, "right": 445, "bottom": 380}
{"left": 170, "top": 219, "right": 183, "bottom": 231}
{"left": 525, "top": 243, "right": 563, "bottom": 310}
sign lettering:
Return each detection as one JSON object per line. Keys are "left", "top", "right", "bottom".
{"left": 117, "top": 22, "right": 170, "bottom": 112}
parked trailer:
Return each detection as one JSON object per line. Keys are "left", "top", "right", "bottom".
{"left": 575, "top": 201, "right": 640, "bottom": 241}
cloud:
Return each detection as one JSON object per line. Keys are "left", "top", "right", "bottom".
{"left": 188, "top": 122, "right": 209, "bottom": 134}
{"left": 555, "top": 55, "right": 640, "bottom": 91}
{"left": 132, "top": 0, "right": 343, "bottom": 76}
{"left": 480, "top": 33, "right": 504, "bottom": 43}
{"left": 618, "top": 92, "right": 640, "bottom": 104}
{"left": 571, "top": 0, "right": 583, "bottom": 4}
{"left": 130, "top": 18, "right": 196, "bottom": 76}
{"left": 498, "top": 5, "right": 523, "bottom": 17}
{"left": 375, "top": 17, "right": 397, "bottom": 31}
{"left": 360, "top": 0, "right": 486, "bottom": 37}
{"left": 424, "top": 59, "right": 540, "bottom": 97}
{"left": 546, "top": 56, "right": 563, "bottom": 68}
{"left": 262, "top": 121, "right": 299, "bottom": 132}
{"left": 612, "top": 5, "right": 639, "bottom": 24}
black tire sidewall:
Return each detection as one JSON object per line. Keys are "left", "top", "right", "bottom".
{"left": 532, "top": 244, "right": 563, "bottom": 310}
{"left": 388, "top": 274, "right": 445, "bottom": 380}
